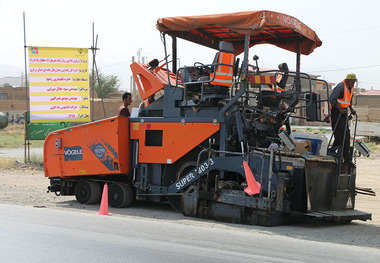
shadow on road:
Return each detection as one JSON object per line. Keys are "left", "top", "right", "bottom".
{"left": 51, "top": 198, "right": 379, "bottom": 249}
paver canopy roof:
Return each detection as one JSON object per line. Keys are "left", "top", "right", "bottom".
{"left": 157, "top": 10, "right": 322, "bottom": 55}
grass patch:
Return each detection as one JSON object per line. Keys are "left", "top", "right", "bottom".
{"left": 0, "top": 157, "right": 19, "bottom": 169}
{"left": 318, "top": 128, "right": 329, "bottom": 134}
{"left": 363, "top": 142, "right": 380, "bottom": 152}
{"left": 0, "top": 125, "right": 44, "bottom": 148}
{"left": 27, "top": 153, "right": 44, "bottom": 168}
{"left": 296, "top": 127, "right": 330, "bottom": 134}
{"left": 0, "top": 154, "right": 44, "bottom": 170}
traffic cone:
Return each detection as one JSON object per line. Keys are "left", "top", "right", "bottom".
{"left": 243, "top": 161, "right": 261, "bottom": 195}
{"left": 97, "top": 183, "right": 112, "bottom": 216}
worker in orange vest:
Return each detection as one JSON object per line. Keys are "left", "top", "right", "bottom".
{"left": 329, "top": 73, "right": 357, "bottom": 166}
{"left": 271, "top": 73, "right": 285, "bottom": 93}
{"left": 139, "top": 95, "right": 155, "bottom": 109}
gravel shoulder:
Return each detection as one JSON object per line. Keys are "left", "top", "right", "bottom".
{"left": 0, "top": 155, "right": 379, "bottom": 249}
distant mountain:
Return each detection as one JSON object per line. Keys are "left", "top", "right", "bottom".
{"left": 0, "top": 64, "right": 25, "bottom": 86}
{"left": 0, "top": 64, "right": 24, "bottom": 78}
{"left": 0, "top": 76, "right": 23, "bottom": 87}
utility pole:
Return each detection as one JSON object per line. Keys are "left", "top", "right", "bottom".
{"left": 137, "top": 48, "right": 142, "bottom": 63}
{"left": 130, "top": 48, "right": 146, "bottom": 101}
{"left": 131, "top": 56, "right": 137, "bottom": 100}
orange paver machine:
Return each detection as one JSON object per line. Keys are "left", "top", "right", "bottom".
{"left": 44, "top": 10, "right": 371, "bottom": 225}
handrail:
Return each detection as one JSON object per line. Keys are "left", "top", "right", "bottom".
{"left": 175, "top": 63, "right": 238, "bottom": 104}
{"left": 175, "top": 62, "right": 236, "bottom": 86}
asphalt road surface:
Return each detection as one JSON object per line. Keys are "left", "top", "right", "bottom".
{"left": 0, "top": 204, "right": 378, "bottom": 263}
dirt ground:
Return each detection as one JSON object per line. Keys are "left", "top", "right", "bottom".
{"left": 0, "top": 155, "right": 379, "bottom": 248}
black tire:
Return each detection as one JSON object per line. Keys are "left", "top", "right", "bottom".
{"left": 75, "top": 181, "right": 101, "bottom": 204}
{"left": 108, "top": 183, "right": 133, "bottom": 208}
{"left": 164, "top": 161, "right": 197, "bottom": 212}
{"left": 163, "top": 147, "right": 208, "bottom": 212}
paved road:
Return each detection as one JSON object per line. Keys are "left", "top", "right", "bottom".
{"left": 0, "top": 204, "right": 378, "bottom": 263}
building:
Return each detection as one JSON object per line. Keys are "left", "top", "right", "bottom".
{"left": 355, "top": 90, "right": 380, "bottom": 122}
{"left": 0, "top": 86, "right": 141, "bottom": 125}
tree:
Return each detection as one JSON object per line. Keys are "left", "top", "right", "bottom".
{"left": 90, "top": 72, "right": 120, "bottom": 98}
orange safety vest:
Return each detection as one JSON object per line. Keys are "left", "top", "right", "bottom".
{"left": 276, "top": 73, "right": 283, "bottom": 84}
{"left": 271, "top": 74, "right": 285, "bottom": 93}
{"left": 337, "top": 80, "right": 354, "bottom": 108}
{"left": 141, "top": 99, "right": 150, "bottom": 108}
{"left": 210, "top": 52, "right": 235, "bottom": 86}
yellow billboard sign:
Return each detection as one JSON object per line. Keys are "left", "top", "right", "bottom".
{"left": 28, "top": 47, "right": 90, "bottom": 123}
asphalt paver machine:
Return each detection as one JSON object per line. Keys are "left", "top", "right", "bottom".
{"left": 44, "top": 10, "right": 372, "bottom": 225}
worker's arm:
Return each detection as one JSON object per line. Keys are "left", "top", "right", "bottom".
{"left": 349, "top": 105, "right": 356, "bottom": 115}
{"left": 329, "top": 83, "right": 346, "bottom": 114}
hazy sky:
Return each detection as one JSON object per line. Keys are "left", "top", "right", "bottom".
{"left": 1, "top": 0, "right": 379, "bottom": 90}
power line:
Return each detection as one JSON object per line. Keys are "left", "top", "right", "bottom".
{"left": 360, "top": 81, "right": 380, "bottom": 85}
{"left": 320, "top": 25, "right": 380, "bottom": 36}
{"left": 99, "top": 61, "right": 130, "bottom": 69}
{"left": 308, "top": 64, "right": 380, "bottom": 73}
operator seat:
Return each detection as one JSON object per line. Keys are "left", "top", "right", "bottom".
{"left": 210, "top": 41, "right": 235, "bottom": 86}
{"left": 201, "top": 41, "right": 235, "bottom": 100}
{"left": 276, "top": 62, "right": 289, "bottom": 91}
{"left": 259, "top": 62, "right": 290, "bottom": 108}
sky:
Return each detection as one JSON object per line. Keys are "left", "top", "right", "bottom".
{"left": 1, "top": 0, "right": 380, "bottom": 91}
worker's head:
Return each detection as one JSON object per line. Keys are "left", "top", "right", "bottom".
{"left": 122, "top": 92, "right": 132, "bottom": 106}
{"left": 345, "top": 73, "right": 357, "bottom": 88}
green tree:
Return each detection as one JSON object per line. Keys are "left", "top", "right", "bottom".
{"left": 90, "top": 72, "right": 120, "bottom": 98}
{"left": 1, "top": 83, "right": 12, "bottom": 87}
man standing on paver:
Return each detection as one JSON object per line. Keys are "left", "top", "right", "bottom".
{"left": 330, "top": 73, "right": 357, "bottom": 166}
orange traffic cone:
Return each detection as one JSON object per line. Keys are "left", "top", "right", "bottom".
{"left": 97, "top": 183, "right": 112, "bottom": 216}
{"left": 243, "top": 161, "right": 261, "bottom": 195}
